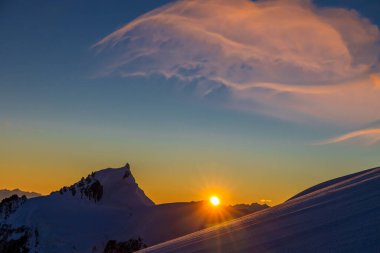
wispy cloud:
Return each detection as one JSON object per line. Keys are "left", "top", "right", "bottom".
{"left": 92, "top": 0, "right": 380, "bottom": 127}
{"left": 318, "top": 128, "right": 380, "bottom": 145}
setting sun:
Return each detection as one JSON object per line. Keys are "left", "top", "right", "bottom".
{"left": 210, "top": 196, "right": 220, "bottom": 206}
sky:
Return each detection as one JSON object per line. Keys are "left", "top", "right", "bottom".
{"left": 1, "top": 0, "right": 380, "bottom": 205}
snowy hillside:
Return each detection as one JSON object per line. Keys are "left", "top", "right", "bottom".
{"left": 0, "top": 163, "right": 267, "bottom": 253}
{"left": 141, "top": 167, "right": 380, "bottom": 253}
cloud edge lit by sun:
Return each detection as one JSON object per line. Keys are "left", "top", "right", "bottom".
{"left": 92, "top": 0, "right": 380, "bottom": 142}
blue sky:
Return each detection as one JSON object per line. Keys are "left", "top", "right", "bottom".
{"left": 1, "top": 0, "right": 380, "bottom": 204}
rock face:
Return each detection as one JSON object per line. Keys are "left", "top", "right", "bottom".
{"left": 0, "top": 224, "right": 38, "bottom": 253}
{"left": 0, "top": 195, "right": 27, "bottom": 221}
{"left": 103, "top": 238, "right": 147, "bottom": 253}
{"left": 0, "top": 195, "right": 37, "bottom": 253}
{"left": 142, "top": 167, "right": 380, "bottom": 253}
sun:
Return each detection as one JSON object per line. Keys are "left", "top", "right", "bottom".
{"left": 210, "top": 196, "right": 220, "bottom": 206}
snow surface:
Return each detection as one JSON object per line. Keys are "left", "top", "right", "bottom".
{"left": 140, "top": 167, "right": 380, "bottom": 253}
{"left": 287, "top": 167, "right": 377, "bottom": 201}
{"left": 92, "top": 166, "right": 155, "bottom": 208}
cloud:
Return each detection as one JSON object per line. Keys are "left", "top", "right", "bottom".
{"left": 93, "top": 0, "right": 380, "bottom": 127}
{"left": 371, "top": 73, "right": 380, "bottom": 88}
{"left": 318, "top": 128, "right": 380, "bottom": 145}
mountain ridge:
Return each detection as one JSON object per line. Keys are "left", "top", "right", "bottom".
{"left": 0, "top": 189, "right": 41, "bottom": 201}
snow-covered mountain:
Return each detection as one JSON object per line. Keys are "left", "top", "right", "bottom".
{"left": 141, "top": 167, "right": 380, "bottom": 253}
{"left": 0, "top": 163, "right": 155, "bottom": 253}
{"left": 0, "top": 163, "right": 267, "bottom": 253}
{"left": 0, "top": 189, "right": 41, "bottom": 201}
{"left": 53, "top": 163, "right": 154, "bottom": 208}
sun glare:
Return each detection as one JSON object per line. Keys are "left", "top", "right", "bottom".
{"left": 210, "top": 196, "right": 220, "bottom": 206}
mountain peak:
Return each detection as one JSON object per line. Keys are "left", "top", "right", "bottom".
{"left": 56, "top": 163, "right": 154, "bottom": 208}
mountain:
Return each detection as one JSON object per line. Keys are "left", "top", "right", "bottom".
{"left": 55, "top": 163, "right": 154, "bottom": 208}
{"left": 133, "top": 201, "right": 268, "bottom": 246}
{"left": 0, "top": 163, "right": 267, "bottom": 253}
{"left": 141, "top": 167, "right": 380, "bottom": 253}
{"left": 0, "top": 189, "right": 41, "bottom": 201}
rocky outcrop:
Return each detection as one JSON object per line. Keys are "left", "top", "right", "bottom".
{"left": 0, "top": 195, "right": 27, "bottom": 221}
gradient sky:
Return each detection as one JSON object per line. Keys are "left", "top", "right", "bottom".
{"left": 1, "top": 0, "right": 380, "bottom": 205}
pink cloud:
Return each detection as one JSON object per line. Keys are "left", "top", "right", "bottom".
{"left": 92, "top": 0, "right": 380, "bottom": 127}
{"left": 318, "top": 128, "right": 380, "bottom": 145}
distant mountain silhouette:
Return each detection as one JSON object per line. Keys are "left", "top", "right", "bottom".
{"left": 0, "top": 189, "right": 41, "bottom": 201}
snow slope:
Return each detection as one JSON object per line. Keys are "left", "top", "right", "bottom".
{"left": 141, "top": 167, "right": 380, "bottom": 253}
{"left": 287, "top": 167, "right": 377, "bottom": 201}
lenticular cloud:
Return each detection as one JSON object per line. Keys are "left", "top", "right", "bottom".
{"left": 94, "top": 0, "right": 378, "bottom": 85}
{"left": 93, "top": 0, "right": 380, "bottom": 127}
